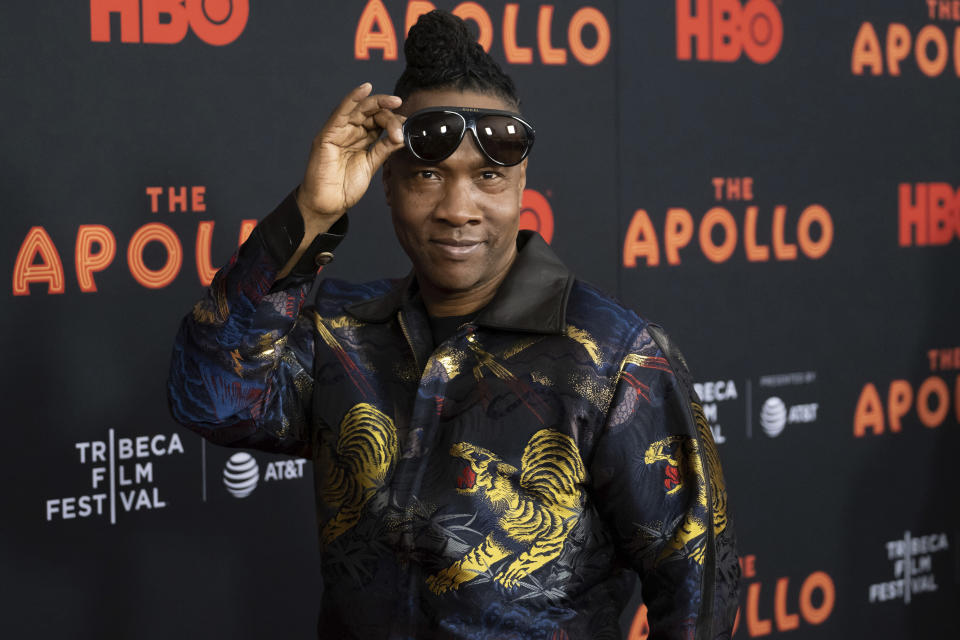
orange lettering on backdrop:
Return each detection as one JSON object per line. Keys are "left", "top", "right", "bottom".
{"left": 797, "top": 204, "right": 833, "bottom": 259}
{"left": 90, "top": 0, "right": 140, "bottom": 43}
{"left": 799, "top": 571, "right": 835, "bottom": 625}
{"left": 503, "top": 4, "right": 533, "bottom": 64}
{"left": 127, "top": 222, "right": 183, "bottom": 289}
{"left": 537, "top": 6, "right": 567, "bottom": 64}
{"left": 852, "top": 22, "right": 883, "bottom": 75}
{"left": 185, "top": 0, "right": 249, "bottom": 46}
{"left": 518, "top": 189, "right": 554, "bottom": 243}
{"left": 454, "top": 2, "right": 493, "bottom": 52}
{"left": 141, "top": 0, "right": 189, "bottom": 44}
{"left": 146, "top": 186, "right": 163, "bottom": 213}
{"left": 955, "top": 26, "right": 960, "bottom": 77}
{"left": 196, "top": 221, "right": 218, "bottom": 286}
{"left": 742, "top": 0, "right": 783, "bottom": 64}
{"left": 956, "top": 376, "right": 960, "bottom": 424}
{"left": 712, "top": 0, "right": 741, "bottom": 62}
{"left": 746, "top": 582, "right": 773, "bottom": 636}
{"left": 568, "top": 7, "right": 610, "bottom": 65}
{"left": 168, "top": 185, "right": 188, "bottom": 213}
{"left": 772, "top": 205, "right": 798, "bottom": 260}
{"left": 405, "top": 1, "right": 436, "bottom": 36}
{"left": 699, "top": 207, "right": 737, "bottom": 263}
{"left": 75, "top": 225, "right": 117, "bottom": 293}
{"left": 665, "top": 208, "right": 694, "bottom": 265}
{"left": 744, "top": 206, "right": 770, "bottom": 261}
{"left": 916, "top": 25, "right": 949, "bottom": 76}
{"left": 887, "top": 380, "right": 913, "bottom": 433}
{"left": 899, "top": 183, "right": 928, "bottom": 246}
{"left": 854, "top": 383, "right": 885, "bottom": 437}
{"left": 774, "top": 577, "right": 800, "bottom": 632}
{"left": 238, "top": 219, "right": 257, "bottom": 245}
{"left": 676, "top": 0, "right": 710, "bottom": 61}
{"left": 191, "top": 185, "right": 206, "bottom": 211}
{"left": 355, "top": 0, "right": 398, "bottom": 61}
{"left": 12, "top": 226, "right": 65, "bottom": 295}
{"left": 917, "top": 376, "right": 950, "bottom": 427}
{"left": 627, "top": 603, "right": 650, "bottom": 640}
{"left": 886, "top": 23, "right": 911, "bottom": 76}
{"left": 927, "top": 183, "right": 958, "bottom": 245}
{"left": 623, "top": 209, "right": 660, "bottom": 267}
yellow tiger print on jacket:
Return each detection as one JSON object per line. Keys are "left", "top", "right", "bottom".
{"left": 319, "top": 403, "right": 398, "bottom": 545}
{"left": 426, "top": 429, "right": 585, "bottom": 593}
{"left": 642, "top": 400, "right": 727, "bottom": 565}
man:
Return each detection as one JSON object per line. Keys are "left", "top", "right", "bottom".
{"left": 168, "top": 10, "right": 738, "bottom": 639}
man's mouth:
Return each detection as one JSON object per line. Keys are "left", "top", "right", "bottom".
{"left": 456, "top": 463, "right": 477, "bottom": 490}
{"left": 431, "top": 238, "right": 482, "bottom": 258}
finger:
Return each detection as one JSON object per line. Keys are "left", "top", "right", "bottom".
{"left": 367, "top": 110, "right": 405, "bottom": 144}
{"left": 329, "top": 82, "right": 374, "bottom": 124}
{"left": 366, "top": 135, "right": 405, "bottom": 173}
{"left": 349, "top": 93, "right": 403, "bottom": 122}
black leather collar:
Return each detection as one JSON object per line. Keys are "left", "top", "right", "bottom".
{"left": 345, "top": 230, "right": 573, "bottom": 335}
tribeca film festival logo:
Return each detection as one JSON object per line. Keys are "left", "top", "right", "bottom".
{"left": 90, "top": 0, "right": 249, "bottom": 45}
{"left": 854, "top": 346, "right": 959, "bottom": 437}
{"left": 221, "top": 452, "right": 307, "bottom": 499}
{"left": 898, "top": 182, "right": 960, "bottom": 247}
{"left": 12, "top": 185, "right": 257, "bottom": 295}
{"left": 11, "top": 185, "right": 553, "bottom": 296}
{"left": 852, "top": 1, "right": 960, "bottom": 78}
{"left": 675, "top": 0, "right": 784, "bottom": 64}
{"left": 694, "top": 371, "right": 818, "bottom": 443}
{"left": 623, "top": 177, "right": 834, "bottom": 268}
{"left": 45, "top": 430, "right": 184, "bottom": 523}
{"left": 628, "top": 553, "right": 835, "bottom": 638}
{"left": 354, "top": 0, "right": 611, "bottom": 65}
{"left": 868, "top": 531, "right": 950, "bottom": 604}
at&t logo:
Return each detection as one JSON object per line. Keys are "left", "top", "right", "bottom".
{"left": 676, "top": 0, "right": 783, "bottom": 64}
{"left": 223, "top": 452, "right": 259, "bottom": 498}
{"left": 760, "top": 396, "right": 818, "bottom": 437}
{"left": 222, "top": 452, "right": 308, "bottom": 499}
{"left": 90, "top": 0, "right": 249, "bottom": 45}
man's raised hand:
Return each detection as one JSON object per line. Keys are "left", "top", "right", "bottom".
{"left": 296, "top": 83, "right": 405, "bottom": 226}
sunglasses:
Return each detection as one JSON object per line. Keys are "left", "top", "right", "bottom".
{"left": 402, "top": 106, "right": 535, "bottom": 167}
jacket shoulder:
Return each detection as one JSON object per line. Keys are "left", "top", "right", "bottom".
{"left": 309, "top": 277, "right": 399, "bottom": 315}
{"left": 566, "top": 280, "right": 650, "bottom": 347}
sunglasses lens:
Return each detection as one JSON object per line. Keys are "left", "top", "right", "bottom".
{"left": 475, "top": 115, "right": 531, "bottom": 166}
{"left": 405, "top": 112, "right": 464, "bottom": 162}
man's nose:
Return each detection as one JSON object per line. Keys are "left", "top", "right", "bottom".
{"left": 433, "top": 177, "right": 482, "bottom": 226}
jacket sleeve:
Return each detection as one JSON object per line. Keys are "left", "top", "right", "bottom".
{"left": 589, "top": 324, "right": 739, "bottom": 640}
{"left": 166, "top": 190, "right": 347, "bottom": 458}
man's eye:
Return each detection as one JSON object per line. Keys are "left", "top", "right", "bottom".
{"left": 418, "top": 170, "right": 437, "bottom": 179}
{"left": 481, "top": 171, "right": 502, "bottom": 180}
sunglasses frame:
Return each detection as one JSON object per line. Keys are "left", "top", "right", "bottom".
{"left": 401, "top": 106, "right": 536, "bottom": 167}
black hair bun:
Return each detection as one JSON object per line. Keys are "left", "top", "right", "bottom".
{"left": 404, "top": 10, "right": 484, "bottom": 76}
{"left": 394, "top": 10, "right": 519, "bottom": 107}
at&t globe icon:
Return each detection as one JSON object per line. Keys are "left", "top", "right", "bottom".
{"left": 223, "top": 452, "right": 259, "bottom": 498}
{"left": 760, "top": 396, "right": 787, "bottom": 437}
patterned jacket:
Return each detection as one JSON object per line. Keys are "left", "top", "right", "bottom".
{"left": 167, "top": 192, "right": 740, "bottom": 639}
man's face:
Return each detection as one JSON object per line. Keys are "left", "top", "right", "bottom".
{"left": 383, "top": 89, "right": 527, "bottom": 305}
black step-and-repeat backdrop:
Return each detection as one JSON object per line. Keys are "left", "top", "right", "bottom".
{"left": 2, "top": 2, "right": 957, "bottom": 638}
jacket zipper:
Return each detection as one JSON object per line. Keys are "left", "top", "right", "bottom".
{"left": 397, "top": 310, "right": 422, "bottom": 374}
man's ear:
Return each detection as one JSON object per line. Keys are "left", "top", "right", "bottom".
{"left": 516, "top": 158, "right": 528, "bottom": 208}
{"left": 382, "top": 158, "right": 393, "bottom": 208}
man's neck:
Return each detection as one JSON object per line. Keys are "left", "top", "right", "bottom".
{"left": 420, "top": 279, "right": 499, "bottom": 317}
